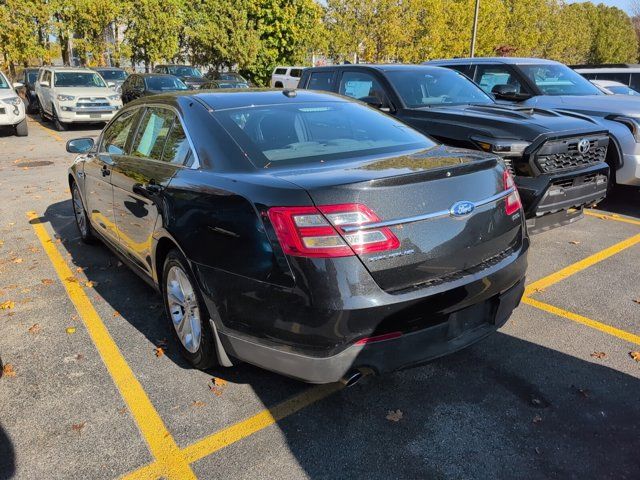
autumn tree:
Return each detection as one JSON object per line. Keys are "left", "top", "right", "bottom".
{"left": 0, "top": 0, "right": 50, "bottom": 75}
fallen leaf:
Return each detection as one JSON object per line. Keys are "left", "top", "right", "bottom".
{"left": 12, "top": 258, "right": 22, "bottom": 264}
{"left": 590, "top": 351, "right": 606, "bottom": 359}
{"left": 71, "top": 422, "right": 85, "bottom": 433}
{"left": 154, "top": 347, "right": 165, "bottom": 357}
{"left": 118, "top": 407, "right": 127, "bottom": 415}
{"left": 0, "top": 300, "right": 14, "bottom": 310}
{"left": 630, "top": 351, "right": 640, "bottom": 362}
{"left": 568, "top": 240, "right": 581, "bottom": 245}
{"left": 65, "top": 276, "right": 78, "bottom": 283}
{"left": 63, "top": 354, "right": 84, "bottom": 363}
{"left": 2, "top": 364, "right": 16, "bottom": 377}
{"left": 76, "top": 267, "right": 83, "bottom": 273}
{"left": 41, "top": 278, "right": 54, "bottom": 285}
{"left": 532, "top": 414, "right": 542, "bottom": 424}
{"left": 66, "top": 327, "right": 76, "bottom": 334}
{"left": 28, "top": 323, "right": 40, "bottom": 334}
{"left": 84, "top": 280, "right": 96, "bottom": 288}
{"left": 192, "top": 400, "right": 206, "bottom": 407}
{"left": 633, "top": 299, "right": 640, "bottom": 305}
{"left": 209, "top": 377, "right": 228, "bottom": 397}
{"left": 213, "top": 377, "right": 227, "bottom": 387}
{"left": 112, "top": 311, "right": 120, "bottom": 318}
{"left": 386, "top": 409, "right": 403, "bottom": 422}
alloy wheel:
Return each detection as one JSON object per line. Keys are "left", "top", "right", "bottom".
{"left": 166, "top": 265, "right": 202, "bottom": 353}
{"left": 72, "top": 184, "right": 88, "bottom": 237}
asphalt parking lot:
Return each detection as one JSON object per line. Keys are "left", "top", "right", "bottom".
{"left": 0, "top": 116, "right": 639, "bottom": 480}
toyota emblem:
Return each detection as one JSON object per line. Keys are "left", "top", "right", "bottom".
{"left": 577, "top": 138, "right": 591, "bottom": 154}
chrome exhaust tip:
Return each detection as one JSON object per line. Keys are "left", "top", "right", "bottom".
{"left": 340, "top": 369, "right": 364, "bottom": 387}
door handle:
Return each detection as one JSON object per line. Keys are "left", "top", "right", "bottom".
{"left": 101, "top": 165, "right": 110, "bottom": 177}
{"left": 144, "top": 182, "right": 164, "bottom": 194}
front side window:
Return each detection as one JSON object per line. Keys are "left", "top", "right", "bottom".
{"left": 131, "top": 108, "right": 175, "bottom": 160}
{"left": 26, "top": 71, "right": 39, "bottom": 84}
{"left": 386, "top": 68, "right": 494, "bottom": 107}
{"left": 54, "top": 72, "right": 106, "bottom": 88}
{"left": 475, "top": 65, "right": 523, "bottom": 94}
{"left": 145, "top": 76, "right": 188, "bottom": 91}
{"left": 215, "top": 102, "right": 435, "bottom": 167}
{"left": 102, "top": 110, "right": 139, "bottom": 155}
{"left": 339, "top": 71, "right": 386, "bottom": 103}
{"left": 308, "top": 72, "right": 335, "bottom": 91}
{"left": 519, "top": 64, "right": 602, "bottom": 96}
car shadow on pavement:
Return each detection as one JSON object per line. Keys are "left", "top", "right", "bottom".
{"left": 0, "top": 422, "right": 15, "bottom": 480}
{"left": 36, "top": 200, "right": 640, "bottom": 479}
{"left": 27, "top": 114, "right": 106, "bottom": 134}
{"left": 594, "top": 185, "right": 639, "bottom": 218}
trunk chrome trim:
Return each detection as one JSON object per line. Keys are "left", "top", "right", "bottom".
{"left": 341, "top": 187, "right": 516, "bottom": 233}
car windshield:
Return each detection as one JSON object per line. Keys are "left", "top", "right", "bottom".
{"left": 146, "top": 76, "right": 189, "bottom": 91}
{"left": 98, "top": 69, "right": 127, "bottom": 81}
{"left": 608, "top": 85, "right": 640, "bottom": 96}
{"left": 54, "top": 72, "right": 107, "bottom": 88}
{"left": 386, "top": 68, "right": 494, "bottom": 107}
{"left": 219, "top": 73, "right": 245, "bottom": 82}
{"left": 215, "top": 101, "right": 435, "bottom": 167}
{"left": 0, "top": 74, "right": 8, "bottom": 89}
{"left": 519, "top": 64, "right": 603, "bottom": 96}
{"left": 167, "top": 66, "right": 202, "bottom": 78}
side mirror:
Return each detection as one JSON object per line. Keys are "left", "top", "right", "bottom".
{"left": 66, "top": 137, "right": 95, "bottom": 154}
{"left": 107, "top": 81, "right": 115, "bottom": 88}
{"left": 491, "top": 84, "right": 522, "bottom": 100}
{"left": 360, "top": 95, "right": 383, "bottom": 109}
{"left": 39, "top": 80, "right": 50, "bottom": 88}
{"left": 12, "top": 82, "right": 24, "bottom": 89}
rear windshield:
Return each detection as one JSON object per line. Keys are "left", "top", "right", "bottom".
{"left": 167, "top": 66, "right": 202, "bottom": 78}
{"left": 145, "top": 76, "right": 189, "bottom": 91}
{"left": 608, "top": 85, "right": 640, "bottom": 96}
{"left": 98, "top": 69, "right": 127, "bottom": 81}
{"left": 519, "top": 64, "right": 603, "bottom": 96}
{"left": 54, "top": 72, "right": 106, "bottom": 88}
{"left": 215, "top": 101, "right": 435, "bottom": 168}
{"left": 386, "top": 68, "right": 494, "bottom": 107}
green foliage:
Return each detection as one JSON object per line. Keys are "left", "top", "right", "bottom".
{"left": 0, "top": 0, "right": 50, "bottom": 72}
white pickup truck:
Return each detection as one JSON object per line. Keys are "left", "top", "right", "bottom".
{"left": 269, "top": 66, "right": 305, "bottom": 89}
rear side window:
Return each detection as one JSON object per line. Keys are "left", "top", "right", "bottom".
{"left": 475, "top": 65, "right": 522, "bottom": 94}
{"left": 131, "top": 108, "right": 175, "bottom": 160}
{"left": 161, "top": 120, "right": 193, "bottom": 165}
{"left": 274, "top": 68, "right": 287, "bottom": 75}
{"left": 215, "top": 102, "right": 434, "bottom": 167}
{"left": 594, "top": 72, "right": 631, "bottom": 85}
{"left": 102, "top": 110, "right": 139, "bottom": 155}
{"left": 447, "top": 64, "right": 474, "bottom": 79}
{"left": 307, "top": 72, "right": 335, "bottom": 91}
{"left": 289, "top": 69, "right": 303, "bottom": 78}
{"left": 339, "top": 71, "right": 386, "bottom": 103}
{"left": 630, "top": 73, "right": 640, "bottom": 92}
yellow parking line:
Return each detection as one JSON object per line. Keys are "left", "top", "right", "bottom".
{"left": 524, "top": 233, "right": 640, "bottom": 297}
{"left": 30, "top": 118, "right": 64, "bottom": 142}
{"left": 523, "top": 297, "right": 640, "bottom": 346}
{"left": 585, "top": 210, "right": 640, "bottom": 227}
{"left": 27, "top": 211, "right": 196, "bottom": 480}
{"left": 122, "top": 382, "right": 343, "bottom": 479}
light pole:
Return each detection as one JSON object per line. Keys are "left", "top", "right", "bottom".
{"left": 470, "top": 0, "right": 480, "bottom": 58}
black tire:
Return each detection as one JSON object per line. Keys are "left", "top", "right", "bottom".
{"left": 15, "top": 118, "right": 28, "bottom": 137}
{"left": 274, "top": 81, "right": 283, "bottom": 88}
{"left": 71, "top": 181, "right": 96, "bottom": 243}
{"left": 52, "top": 105, "right": 67, "bottom": 131}
{"left": 161, "top": 249, "right": 218, "bottom": 370}
{"left": 37, "top": 98, "right": 46, "bottom": 120}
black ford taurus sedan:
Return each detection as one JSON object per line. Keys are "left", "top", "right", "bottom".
{"left": 66, "top": 90, "right": 529, "bottom": 383}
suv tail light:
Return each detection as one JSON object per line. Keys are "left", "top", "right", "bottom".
{"left": 503, "top": 170, "right": 522, "bottom": 215}
{"left": 268, "top": 204, "right": 400, "bottom": 258}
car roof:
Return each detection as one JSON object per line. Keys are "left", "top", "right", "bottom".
{"left": 135, "top": 89, "right": 351, "bottom": 111}
{"left": 136, "top": 73, "right": 177, "bottom": 78}
{"left": 576, "top": 67, "right": 640, "bottom": 73}
{"left": 428, "top": 57, "right": 562, "bottom": 66}
{"left": 305, "top": 63, "right": 453, "bottom": 73}
{"left": 42, "top": 66, "right": 96, "bottom": 72}
{"left": 591, "top": 79, "right": 627, "bottom": 87}
{"left": 94, "top": 67, "right": 125, "bottom": 71}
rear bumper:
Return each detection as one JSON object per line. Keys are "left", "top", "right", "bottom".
{"left": 517, "top": 162, "right": 609, "bottom": 233}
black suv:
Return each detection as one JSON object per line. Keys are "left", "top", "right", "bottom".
{"left": 15, "top": 68, "right": 40, "bottom": 113}
{"left": 299, "top": 64, "right": 610, "bottom": 233}
{"left": 153, "top": 64, "right": 206, "bottom": 89}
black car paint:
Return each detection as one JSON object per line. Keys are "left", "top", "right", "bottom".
{"left": 120, "top": 74, "right": 186, "bottom": 104}
{"left": 16, "top": 68, "right": 39, "bottom": 112}
{"left": 69, "top": 90, "right": 528, "bottom": 383}
{"left": 298, "top": 65, "right": 610, "bottom": 233}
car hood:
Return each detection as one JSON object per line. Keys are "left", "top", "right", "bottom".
{"left": 52, "top": 87, "right": 116, "bottom": 98}
{"left": 0, "top": 88, "right": 19, "bottom": 100}
{"left": 522, "top": 94, "right": 640, "bottom": 117}
{"left": 406, "top": 103, "right": 601, "bottom": 141}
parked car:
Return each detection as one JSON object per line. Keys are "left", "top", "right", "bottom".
{"left": 15, "top": 67, "right": 40, "bottom": 113}
{"left": 201, "top": 79, "right": 249, "bottom": 89}
{"left": 428, "top": 57, "right": 640, "bottom": 188}
{"left": 270, "top": 66, "right": 304, "bottom": 89}
{"left": 0, "top": 70, "right": 28, "bottom": 136}
{"left": 120, "top": 73, "right": 188, "bottom": 103}
{"left": 34, "top": 67, "right": 123, "bottom": 131}
{"left": 589, "top": 79, "right": 640, "bottom": 96}
{"left": 153, "top": 64, "right": 206, "bottom": 89}
{"left": 573, "top": 65, "right": 640, "bottom": 93}
{"left": 93, "top": 67, "right": 128, "bottom": 93}
{"left": 299, "top": 64, "right": 610, "bottom": 233}
{"left": 205, "top": 71, "right": 251, "bottom": 87}
{"left": 65, "top": 89, "right": 528, "bottom": 383}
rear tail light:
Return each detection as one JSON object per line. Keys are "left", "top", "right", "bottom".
{"left": 268, "top": 203, "right": 400, "bottom": 258}
{"left": 503, "top": 170, "right": 522, "bottom": 215}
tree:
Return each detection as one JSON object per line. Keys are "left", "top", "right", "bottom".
{"left": 124, "top": 0, "right": 183, "bottom": 71}
{"left": 588, "top": 4, "right": 638, "bottom": 63}
{"left": 0, "top": 0, "right": 50, "bottom": 74}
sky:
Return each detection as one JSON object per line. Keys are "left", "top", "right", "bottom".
{"left": 567, "top": 0, "right": 632, "bottom": 14}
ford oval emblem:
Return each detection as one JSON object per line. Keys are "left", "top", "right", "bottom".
{"left": 450, "top": 201, "right": 475, "bottom": 217}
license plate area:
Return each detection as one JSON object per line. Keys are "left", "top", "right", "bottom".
{"left": 89, "top": 113, "right": 102, "bottom": 119}
{"left": 446, "top": 300, "right": 495, "bottom": 339}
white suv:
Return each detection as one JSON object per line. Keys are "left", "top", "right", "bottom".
{"left": 270, "top": 66, "right": 305, "bottom": 89}
{"left": 0, "top": 71, "right": 27, "bottom": 136}
{"left": 35, "top": 67, "right": 123, "bottom": 131}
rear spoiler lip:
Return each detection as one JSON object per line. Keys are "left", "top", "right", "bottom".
{"left": 341, "top": 187, "right": 516, "bottom": 233}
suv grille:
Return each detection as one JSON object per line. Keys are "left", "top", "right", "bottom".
{"left": 76, "top": 97, "right": 109, "bottom": 108}
{"left": 535, "top": 136, "right": 608, "bottom": 174}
